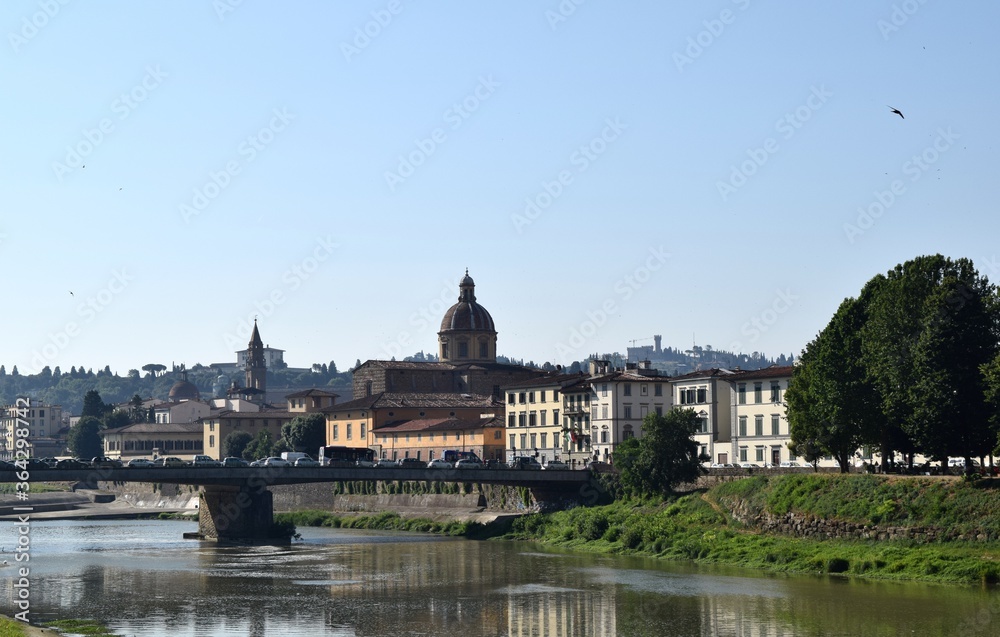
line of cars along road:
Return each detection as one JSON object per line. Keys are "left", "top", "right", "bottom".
{"left": 0, "top": 453, "right": 576, "bottom": 471}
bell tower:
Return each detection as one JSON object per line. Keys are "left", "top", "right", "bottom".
{"left": 245, "top": 319, "right": 267, "bottom": 403}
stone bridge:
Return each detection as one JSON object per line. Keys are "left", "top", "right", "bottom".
{"left": 2, "top": 466, "right": 594, "bottom": 542}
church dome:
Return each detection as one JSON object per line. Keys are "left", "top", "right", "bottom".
{"left": 168, "top": 379, "right": 200, "bottom": 401}
{"left": 439, "top": 270, "right": 496, "bottom": 333}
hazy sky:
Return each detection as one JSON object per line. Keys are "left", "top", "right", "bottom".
{"left": 3, "top": 1, "right": 998, "bottom": 374}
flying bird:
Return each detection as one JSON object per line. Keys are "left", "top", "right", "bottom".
{"left": 888, "top": 106, "right": 904, "bottom": 119}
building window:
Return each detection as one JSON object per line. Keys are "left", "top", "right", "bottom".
{"left": 518, "top": 414, "right": 526, "bottom": 427}
{"left": 553, "top": 409, "right": 559, "bottom": 423}
{"left": 361, "top": 423, "right": 367, "bottom": 438}
{"left": 737, "top": 383, "right": 746, "bottom": 405}
{"left": 755, "top": 447, "right": 765, "bottom": 462}
{"left": 655, "top": 406, "right": 662, "bottom": 416}
{"left": 771, "top": 415, "right": 780, "bottom": 436}
{"left": 738, "top": 416, "right": 747, "bottom": 437}
{"left": 519, "top": 393, "right": 526, "bottom": 404}
{"left": 347, "top": 424, "right": 352, "bottom": 440}
{"left": 540, "top": 411, "right": 547, "bottom": 427}
{"left": 530, "top": 433, "right": 536, "bottom": 449}
{"left": 600, "top": 430, "right": 608, "bottom": 443}
{"left": 601, "top": 405, "right": 608, "bottom": 419}
{"left": 624, "top": 406, "right": 632, "bottom": 419}
{"left": 754, "top": 416, "right": 763, "bottom": 437}
{"left": 770, "top": 382, "right": 781, "bottom": 403}
{"left": 529, "top": 392, "right": 535, "bottom": 403}
{"left": 754, "top": 383, "right": 763, "bottom": 403}
{"left": 529, "top": 412, "right": 537, "bottom": 427}
{"left": 641, "top": 385, "right": 648, "bottom": 396}
{"left": 696, "top": 418, "right": 708, "bottom": 434}
{"left": 508, "top": 393, "right": 515, "bottom": 405}
{"left": 494, "top": 430, "right": 502, "bottom": 440}
{"left": 623, "top": 426, "right": 634, "bottom": 440}
{"left": 624, "top": 385, "right": 632, "bottom": 396}
{"left": 654, "top": 383, "right": 662, "bottom": 396}
{"left": 697, "top": 388, "right": 707, "bottom": 403}
{"left": 739, "top": 447, "right": 748, "bottom": 462}
{"left": 459, "top": 342, "right": 468, "bottom": 358}
{"left": 520, "top": 434, "right": 527, "bottom": 449}
{"left": 509, "top": 434, "right": 516, "bottom": 450}
{"left": 479, "top": 341, "right": 488, "bottom": 358}
{"left": 333, "top": 425, "right": 339, "bottom": 440}
{"left": 209, "top": 435, "right": 215, "bottom": 448}
{"left": 539, "top": 391, "right": 546, "bottom": 403}
{"left": 640, "top": 405, "right": 648, "bottom": 418}
{"left": 508, "top": 414, "right": 515, "bottom": 428}
{"left": 602, "top": 384, "right": 608, "bottom": 397}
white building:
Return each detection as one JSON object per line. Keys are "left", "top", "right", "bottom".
{"left": 586, "top": 360, "right": 671, "bottom": 463}
{"left": 669, "top": 368, "right": 737, "bottom": 465}
{"left": 724, "top": 366, "right": 795, "bottom": 466}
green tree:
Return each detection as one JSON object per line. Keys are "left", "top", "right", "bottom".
{"left": 909, "top": 276, "right": 999, "bottom": 467}
{"left": 81, "top": 389, "right": 109, "bottom": 419}
{"left": 223, "top": 430, "right": 254, "bottom": 459}
{"left": 787, "top": 294, "right": 881, "bottom": 472}
{"left": 279, "top": 413, "right": 326, "bottom": 454}
{"left": 243, "top": 429, "right": 274, "bottom": 461}
{"left": 103, "top": 409, "right": 131, "bottom": 430}
{"left": 613, "top": 409, "right": 706, "bottom": 496}
{"left": 67, "top": 416, "right": 103, "bottom": 459}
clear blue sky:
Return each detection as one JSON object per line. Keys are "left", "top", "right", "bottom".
{"left": 3, "top": 1, "right": 998, "bottom": 374}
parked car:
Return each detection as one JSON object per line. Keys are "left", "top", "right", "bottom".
{"left": 56, "top": 458, "right": 89, "bottom": 469}
{"left": 710, "top": 463, "right": 737, "bottom": 469}
{"left": 294, "top": 457, "right": 320, "bottom": 467}
{"left": 507, "top": 456, "right": 542, "bottom": 470}
{"left": 92, "top": 457, "right": 123, "bottom": 469}
{"left": 779, "top": 461, "right": 802, "bottom": 468}
{"left": 427, "top": 458, "right": 453, "bottom": 469}
{"left": 739, "top": 462, "right": 760, "bottom": 469}
{"left": 355, "top": 458, "right": 376, "bottom": 468}
{"left": 157, "top": 456, "right": 186, "bottom": 468}
{"left": 396, "top": 457, "right": 424, "bottom": 468}
{"left": 263, "top": 457, "right": 290, "bottom": 468}
{"left": 40, "top": 457, "right": 59, "bottom": 468}
{"left": 373, "top": 458, "right": 395, "bottom": 468}
{"left": 248, "top": 459, "right": 265, "bottom": 468}
{"left": 127, "top": 458, "right": 155, "bottom": 468}
{"left": 191, "top": 455, "right": 222, "bottom": 468}
{"left": 19, "top": 458, "right": 50, "bottom": 471}
{"left": 222, "top": 457, "right": 249, "bottom": 468}
{"left": 455, "top": 458, "right": 484, "bottom": 470}
{"left": 543, "top": 460, "right": 569, "bottom": 470}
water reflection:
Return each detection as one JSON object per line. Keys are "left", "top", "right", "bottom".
{"left": 2, "top": 520, "right": 998, "bottom": 636}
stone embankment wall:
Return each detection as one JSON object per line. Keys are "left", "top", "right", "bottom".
{"left": 723, "top": 498, "right": 993, "bottom": 543}
{"left": 269, "top": 482, "right": 540, "bottom": 514}
{"left": 98, "top": 480, "right": 200, "bottom": 510}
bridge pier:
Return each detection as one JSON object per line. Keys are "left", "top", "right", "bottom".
{"left": 195, "top": 485, "right": 280, "bottom": 543}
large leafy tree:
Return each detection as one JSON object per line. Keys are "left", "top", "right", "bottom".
{"left": 223, "top": 430, "right": 254, "bottom": 459}
{"left": 909, "top": 275, "right": 1000, "bottom": 466}
{"left": 280, "top": 413, "right": 327, "bottom": 454}
{"left": 67, "top": 416, "right": 103, "bottom": 459}
{"left": 242, "top": 429, "right": 274, "bottom": 461}
{"left": 864, "top": 256, "right": 999, "bottom": 468}
{"left": 787, "top": 294, "right": 881, "bottom": 472}
{"left": 613, "top": 409, "right": 705, "bottom": 496}
{"left": 81, "top": 389, "right": 109, "bottom": 419}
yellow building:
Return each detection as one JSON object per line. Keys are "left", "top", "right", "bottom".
{"left": 322, "top": 392, "right": 502, "bottom": 459}
{"left": 102, "top": 422, "right": 204, "bottom": 461}
{"left": 372, "top": 415, "right": 505, "bottom": 463}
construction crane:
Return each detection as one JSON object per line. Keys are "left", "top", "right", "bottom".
{"left": 629, "top": 337, "right": 655, "bottom": 347}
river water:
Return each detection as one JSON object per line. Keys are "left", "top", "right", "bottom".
{"left": 3, "top": 519, "right": 999, "bottom": 636}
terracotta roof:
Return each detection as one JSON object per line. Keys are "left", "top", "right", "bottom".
{"left": 724, "top": 366, "right": 795, "bottom": 381}
{"left": 204, "top": 409, "right": 296, "bottom": 420}
{"left": 323, "top": 392, "right": 498, "bottom": 412}
{"left": 669, "top": 368, "right": 737, "bottom": 382}
{"left": 284, "top": 388, "right": 340, "bottom": 399}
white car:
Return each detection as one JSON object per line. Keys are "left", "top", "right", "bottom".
{"left": 263, "top": 457, "right": 290, "bottom": 468}
{"left": 294, "top": 457, "right": 320, "bottom": 467}
{"left": 127, "top": 458, "right": 155, "bottom": 468}
{"left": 191, "top": 455, "right": 222, "bottom": 467}
{"left": 455, "top": 459, "right": 484, "bottom": 470}
{"left": 427, "top": 458, "right": 453, "bottom": 469}
{"left": 543, "top": 461, "right": 569, "bottom": 470}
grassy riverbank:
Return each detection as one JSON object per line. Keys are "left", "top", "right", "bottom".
{"left": 501, "top": 474, "right": 1000, "bottom": 586}
{"left": 274, "top": 510, "right": 476, "bottom": 536}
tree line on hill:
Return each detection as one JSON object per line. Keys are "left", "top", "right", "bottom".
{"left": 787, "top": 255, "right": 1000, "bottom": 473}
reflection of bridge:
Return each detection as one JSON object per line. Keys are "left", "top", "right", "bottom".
{"left": 3, "top": 467, "right": 593, "bottom": 542}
